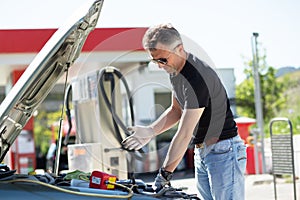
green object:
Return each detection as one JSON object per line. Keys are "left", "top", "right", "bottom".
{"left": 63, "top": 170, "right": 90, "bottom": 181}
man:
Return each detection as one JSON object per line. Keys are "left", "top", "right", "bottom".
{"left": 122, "top": 23, "right": 247, "bottom": 200}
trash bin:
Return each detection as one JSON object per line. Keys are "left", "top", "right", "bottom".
{"left": 235, "top": 117, "right": 256, "bottom": 142}
{"left": 246, "top": 143, "right": 262, "bottom": 174}
{"left": 235, "top": 117, "right": 261, "bottom": 174}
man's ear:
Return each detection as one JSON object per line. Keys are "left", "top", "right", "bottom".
{"left": 177, "top": 44, "right": 184, "bottom": 53}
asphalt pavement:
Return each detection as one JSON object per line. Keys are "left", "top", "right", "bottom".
{"left": 137, "top": 169, "right": 299, "bottom": 200}
{"left": 245, "top": 174, "right": 299, "bottom": 200}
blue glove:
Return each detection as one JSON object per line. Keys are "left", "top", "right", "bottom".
{"left": 154, "top": 168, "right": 173, "bottom": 192}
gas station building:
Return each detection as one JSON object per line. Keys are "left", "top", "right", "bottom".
{"left": 0, "top": 28, "right": 237, "bottom": 174}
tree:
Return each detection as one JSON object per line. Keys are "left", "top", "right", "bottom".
{"left": 34, "top": 109, "right": 63, "bottom": 155}
{"left": 236, "top": 46, "right": 286, "bottom": 126}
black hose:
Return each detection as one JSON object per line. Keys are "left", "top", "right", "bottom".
{"left": 98, "top": 67, "right": 145, "bottom": 163}
{"left": 98, "top": 67, "right": 134, "bottom": 140}
{"left": 107, "top": 72, "right": 123, "bottom": 144}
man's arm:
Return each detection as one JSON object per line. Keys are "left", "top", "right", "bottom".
{"left": 122, "top": 95, "right": 182, "bottom": 150}
{"left": 151, "top": 95, "right": 183, "bottom": 136}
{"left": 162, "top": 107, "right": 204, "bottom": 172}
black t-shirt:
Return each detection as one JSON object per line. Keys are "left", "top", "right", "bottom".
{"left": 170, "top": 53, "right": 237, "bottom": 144}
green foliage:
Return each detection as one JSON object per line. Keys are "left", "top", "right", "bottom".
{"left": 275, "top": 71, "right": 300, "bottom": 134}
{"left": 34, "top": 109, "right": 63, "bottom": 154}
{"left": 269, "top": 120, "right": 293, "bottom": 136}
{"left": 236, "top": 44, "right": 287, "bottom": 136}
{"left": 236, "top": 78, "right": 255, "bottom": 118}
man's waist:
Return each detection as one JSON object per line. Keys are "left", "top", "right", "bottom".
{"left": 195, "top": 137, "right": 220, "bottom": 148}
{"left": 194, "top": 132, "right": 238, "bottom": 148}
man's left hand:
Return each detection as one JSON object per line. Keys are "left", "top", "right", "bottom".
{"left": 153, "top": 168, "right": 173, "bottom": 192}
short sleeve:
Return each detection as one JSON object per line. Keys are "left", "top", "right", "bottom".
{"left": 184, "top": 75, "right": 209, "bottom": 109}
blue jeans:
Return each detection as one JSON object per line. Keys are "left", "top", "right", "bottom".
{"left": 194, "top": 135, "right": 247, "bottom": 200}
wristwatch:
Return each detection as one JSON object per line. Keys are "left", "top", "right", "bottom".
{"left": 160, "top": 167, "right": 173, "bottom": 181}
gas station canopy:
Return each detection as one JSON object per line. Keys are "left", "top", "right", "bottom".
{"left": 0, "top": 28, "right": 149, "bottom": 85}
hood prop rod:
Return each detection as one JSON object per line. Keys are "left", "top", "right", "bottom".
{"left": 54, "top": 67, "right": 69, "bottom": 176}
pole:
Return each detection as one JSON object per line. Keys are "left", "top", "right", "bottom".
{"left": 251, "top": 129, "right": 260, "bottom": 174}
{"left": 251, "top": 32, "right": 266, "bottom": 173}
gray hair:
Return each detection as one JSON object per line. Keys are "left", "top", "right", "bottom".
{"left": 142, "top": 23, "right": 182, "bottom": 51}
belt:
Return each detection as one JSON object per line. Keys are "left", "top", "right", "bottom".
{"left": 195, "top": 137, "right": 220, "bottom": 148}
{"left": 195, "top": 143, "right": 205, "bottom": 148}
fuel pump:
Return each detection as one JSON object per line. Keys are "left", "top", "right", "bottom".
{"left": 67, "top": 66, "right": 143, "bottom": 180}
{"left": 98, "top": 67, "right": 147, "bottom": 180}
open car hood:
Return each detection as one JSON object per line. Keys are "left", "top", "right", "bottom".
{"left": 0, "top": 0, "right": 104, "bottom": 162}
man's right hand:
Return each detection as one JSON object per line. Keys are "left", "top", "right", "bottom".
{"left": 122, "top": 126, "right": 155, "bottom": 150}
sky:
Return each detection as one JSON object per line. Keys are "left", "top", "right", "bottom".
{"left": 0, "top": 0, "right": 299, "bottom": 84}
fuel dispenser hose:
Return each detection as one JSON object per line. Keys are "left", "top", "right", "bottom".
{"left": 98, "top": 67, "right": 135, "bottom": 141}
{"left": 64, "top": 66, "right": 143, "bottom": 155}
{"left": 98, "top": 67, "right": 145, "bottom": 157}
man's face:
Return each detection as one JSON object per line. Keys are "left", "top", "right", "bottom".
{"left": 149, "top": 44, "right": 177, "bottom": 75}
